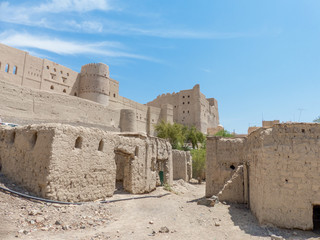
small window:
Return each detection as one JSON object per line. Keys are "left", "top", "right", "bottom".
{"left": 188, "top": 102, "right": 190, "bottom": 104}
{"left": 50, "top": 73, "right": 56, "bottom": 80}
{"left": 47, "top": 66, "right": 49, "bottom": 69}
{"left": 63, "top": 89, "right": 66, "bottom": 93}
{"left": 113, "top": 94, "right": 116, "bottom": 97}
{"left": 188, "top": 110, "right": 189, "bottom": 113}
{"left": 74, "top": 92, "right": 77, "bottom": 96}
{"left": 67, "top": 73, "right": 69, "bottom": 76}
{"left": 60, "top": 70, "right": 63, "bottom": 74}
{"left": 75, "top": 137, "right": 82, "bottom": 149}
{"left": 98, "top": 140, "right": 104, "bottom": 151}
{"left": 50, "top": 85, "right": 54, "bottom": 90}
{"left": 10, "top": 131, "right": 16, "bottom": 144}
{"left": 13, "top": 66, "right": 17, "bottom": 75}
{"left": 183, "top": 111, "right": 185, "bottom": 113}
{"left": 188, "top": 95, "right": 190, "bottom": 98}
{"left": 54, "top": 68, "right": 56, "bottom": 72}
{"left": 183, "top": 102, "right": 185, "bottom": 105}
{"left": 5, "top": 64, "right": 9, "bottom": 73}
{"left": 183, "top": 96, "right": 185, "bottom": 98}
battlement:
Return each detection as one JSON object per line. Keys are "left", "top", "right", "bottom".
{"left": 80, "top": 63, "right": 109, "bottom": 77}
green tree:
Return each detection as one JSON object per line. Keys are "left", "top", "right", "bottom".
{"left": 313, "top": 116, "right": 320, "bottom": 123}
{"left": 191, "top": 148, "right": 206, "bottom": 180}
{"left": 214, "top": 129, "right": 234, "bottom": 137}
{"left": 154, "top": 121, "right": 185, "bottom": 149}
{"left": 154, "top": 121, "right": 206, "bottom": 149}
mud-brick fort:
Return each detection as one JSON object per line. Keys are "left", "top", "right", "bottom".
{"left": 0, "top": 43, "right": 219, "bottom": 135}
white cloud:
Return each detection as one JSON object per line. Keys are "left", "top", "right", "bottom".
{"left": 35, "top": 0, "right": 112, "bottom": 13}
{"left": 0, "top": 32, "right": 152, "bottom": 60}
{"left": 65, "top": 20, "right": 104, "bottom": 33}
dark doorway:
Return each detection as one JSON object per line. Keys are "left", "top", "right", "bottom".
{"left": 313, "top": 205, "right": 320, "bottom": 230}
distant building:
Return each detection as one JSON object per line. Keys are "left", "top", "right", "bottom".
{"left": 0, "top": 43, "right": 219, "bottom": 135}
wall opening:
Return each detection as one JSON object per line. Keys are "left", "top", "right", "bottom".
{"left": 13, "top": 66, "right": 17, "bottom": 75}
{"left": 50, "top": 85, "right": 54, "bottom": 90}
{"left": 113, "top": 93, "right": 116, "bottom": 97}
{"left": 75, "top": 137, "right": 83, "bottom": 149}
{"left": 31, "top": 132, "right": 37, "bottom": 148}
{"left": 114, "top": 151, "right": 132, "bottom": 193}
{"left": 74, "top": 92, "right": 77, "bottom": 96}
{"left": 10, "top": 131, "right": 16, "bottom": 144}
{"left": 313, "top": 205, "right": 320, "bottom": 230}
{"left": 63, "top": 89, "right": 66, "bottom": 93}
{"left": 98, "top": 140, "right": 104, "bottom": 151}
{"left": 230, "top": 165, "right": 235, "bottom": 170}
{"left": 5, "top": 64, "right": 9, "bottom": 73}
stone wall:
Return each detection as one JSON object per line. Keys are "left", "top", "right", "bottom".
{"left": 172, "top": 150, "right": 192, "bottom": 181}
{"left": 0, "top": 124, "right": 173, "bottom": 202}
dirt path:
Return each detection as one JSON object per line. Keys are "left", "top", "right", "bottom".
{"left": 0, "top": 180, "right": 319, "bottom": 240}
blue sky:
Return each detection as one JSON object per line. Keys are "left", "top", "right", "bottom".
{"left": 0, "top": 0, "right": 320, "bottom": 133}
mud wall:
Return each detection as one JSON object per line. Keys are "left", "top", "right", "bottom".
{"left": 0, "top": 125, "right": 54, "bottom": 198}
{"left": 247, "top": 123, "right": 320, "bottom": 230}
{"left": 205, "top": 136, "right": 246, "bottom": 197}
{"left": 0, "top": 124, "right": 173, "bottom": 202}
{"left": 172, "top": 150, "right": 192, "bottom": 181}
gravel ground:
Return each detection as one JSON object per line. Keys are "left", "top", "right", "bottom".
{"left": 0, "top": 176, "right": 319, "bottom": 240}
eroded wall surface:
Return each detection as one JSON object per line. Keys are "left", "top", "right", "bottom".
{"left": 0, "top": 125, "right": 53, "bottom": 198}
{"left": 206, "top": 123, "right": 320, "bottom": 230}
{"left": 247, "top": 124, "right": 320, "bottom": 230}
{"left": 172, "top": 150, "right": 192, "bottom": 181}
{"left": 205, "top": 136, "right": 246, "bottom": 197}
{"left": 0, "top": 124, "right": 173, "bottom": 202}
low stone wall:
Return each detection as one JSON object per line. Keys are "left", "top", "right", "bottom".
{"left": 172, "top": 150, "right": 192, "bottom": 181}
{"left": 0, "top": 124, "right": 173, "bottom": 202}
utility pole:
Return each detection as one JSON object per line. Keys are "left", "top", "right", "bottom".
{"left": 298, "top": 108, "right": 305, "bottom": 122}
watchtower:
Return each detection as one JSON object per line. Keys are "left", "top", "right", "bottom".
{"left": 79, "top": 63, "right": 110, "bottom": 105}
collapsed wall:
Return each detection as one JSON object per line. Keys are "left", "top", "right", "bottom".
{"left": 205, "top": 136, "right": 246, "bottom": 198}
{"left": 172, "top": 150, "right": 192, "bottom": 181}
{"left": 0, "top": 124, "right": 173, "bottom": 202}
{"left": 206, "top": 123, "right": 320, "bottom": 230}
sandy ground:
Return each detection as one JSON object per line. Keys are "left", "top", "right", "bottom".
{"left": 0, "top": 179, "right": 320, "bottom": 240}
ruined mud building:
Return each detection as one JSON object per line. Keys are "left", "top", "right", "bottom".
{"left": 0, "top": 43, "right": 195, "bottom": 201}
{"left": 0, "top": 43, "right": 219, "bottom": 135}
{"left": 206, "top": 123, "right": 320, "bottom": 230}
